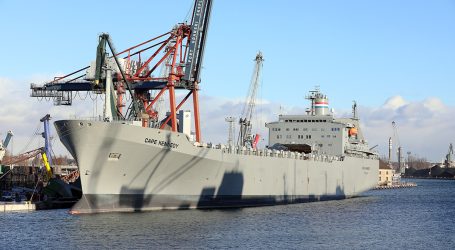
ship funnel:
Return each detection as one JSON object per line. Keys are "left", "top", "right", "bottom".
{"left": 306, "top": 88, "right": 330, "bottom": 116}
{"left": 314, "top": 95, "right": 329, "bottom": 115}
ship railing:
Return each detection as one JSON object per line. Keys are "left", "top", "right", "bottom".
{"left": 215, "top": 144, "right": 345, "bottom": 163}
{"left": 66, "top": 115, "right": 143, "bottom": 124}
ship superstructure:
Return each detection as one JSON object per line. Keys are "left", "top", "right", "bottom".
{"left": 266, "top": 88, "right": 373, "bottom": 157}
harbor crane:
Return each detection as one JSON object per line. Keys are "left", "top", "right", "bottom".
{"left": 444, "top": 143, "right": 454, "bottom": 168}
{"left": 238, "top": 52, "right": 264, "bottom": 148}
{"left": 0, "top": 116, "right": 55, "bottom": 180}
{"left": 0, "top": 131, "right": 13, "bottom": 163}
{"left": 392, "top": 121, "right": 405, "bottom": 175}
{"left": 30, "top": 0, "right": 213, "bottom": 143}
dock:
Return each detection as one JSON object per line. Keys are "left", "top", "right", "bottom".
{"left": 1, "top": 201, "right": 36, "bottom": 212}
{"left": 373, "top": 182, "right": 417, "bottom": 190}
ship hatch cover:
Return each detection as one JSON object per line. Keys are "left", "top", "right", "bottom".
{"left": 271, "top": 143, "right": 312, "bottom": 154}
{"left": 284, "top": 144, "right": 312, "bottom": 154}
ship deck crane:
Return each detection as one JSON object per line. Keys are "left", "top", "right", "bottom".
{"left": 30, "top": 0, "right": 213, "bottom": 142}
{"left": 238, "top": 52, "right": 264, "bottom": 148}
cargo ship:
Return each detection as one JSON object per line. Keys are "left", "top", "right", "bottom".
{"left": 31, "top": 0, "right": 378, "bottom": 213}
{"left": 53, "top": 86, "right": 378, "bottom": 213}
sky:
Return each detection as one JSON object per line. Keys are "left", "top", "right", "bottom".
{"left": 0, "top": 0, "right": 454, "bottom": 162}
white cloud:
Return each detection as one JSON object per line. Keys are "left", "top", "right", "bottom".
{"left": 0, "top": 77, "right": 98, "bottom": 156}
{"left": 359, "top": 96, "right": 455, "bottom": 162}
{"left": 199, "top": 94, "right": 455, "bottom": 162}
{"left": 1, "top": 78, "right": 453, "bottom": 163}
{"left": 383, "top": 96, "right": 408, "bottom": 110}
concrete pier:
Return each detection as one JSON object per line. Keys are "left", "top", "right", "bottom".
{"left": 1, "top": 202, "right": 36, "bottom": 212}
{"left": 373, "top": 182, "right": 417, "bottom": 190}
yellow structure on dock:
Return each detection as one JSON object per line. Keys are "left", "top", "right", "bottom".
{"left": 379, "top": 165, "right": 394, "bottom": 186}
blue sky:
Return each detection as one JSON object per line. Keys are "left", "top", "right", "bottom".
{"left": 1, "top": 0, "right": 454, "bottom": 107}
{"left": 1, "top": 0, "right": 454, "bottom": 161}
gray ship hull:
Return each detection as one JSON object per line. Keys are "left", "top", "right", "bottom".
{"left": 55, "top": 120, "right": 378, "bottom": 214}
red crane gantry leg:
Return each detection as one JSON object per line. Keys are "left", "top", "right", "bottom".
{"left": 192, "top": 83, "right": 201, "bottom": 142}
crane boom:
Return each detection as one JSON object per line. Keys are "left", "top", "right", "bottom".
{"left": 238, "top": 51, "right": 264, "bottom": 148}
{"left": 0, "top": 147, "right": 44, "bottom": 166}
{"left": 2, "top": 131, "right": 13, "bottom": 148}
{"left": 183, "top": 0, "right": 213, "bottom": 87}
{"left": 0, "top": 131, "right": 13, "bottom": 162}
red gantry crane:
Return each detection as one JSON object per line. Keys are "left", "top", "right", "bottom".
{"left": 31, "top": 0, "right": 212, "bottom": 143}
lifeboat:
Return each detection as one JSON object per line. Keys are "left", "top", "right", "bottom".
{"left": 349, "top": 127, "right": 358, "bottom": 137}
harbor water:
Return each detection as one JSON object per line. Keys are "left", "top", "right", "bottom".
{"left": 1, "top": 179, "right": 454, "bottom": 249}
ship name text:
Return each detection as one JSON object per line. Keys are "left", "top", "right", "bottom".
{"left": 145, "top": 138, "right": 179, "bottom": 149}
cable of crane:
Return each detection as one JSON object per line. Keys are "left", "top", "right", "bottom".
{"left": 65, "top": 74, "right": 86, "bottom": 83}
{"left": 88, "top": 91, "right": 97, "bottom": 101}
{"left": 29, "top": 175, "right": 43, "bottom": 202}
{"left": 122, "top": 40, "right": 168, "bottom": 59}
{"left": 50, "top": 146, "right": 57, "bottom": 165}
{"left": 82, "top": 91, "right": 88, "bottom": 100}
{"left": 115, "top": 32, "right": 172, "bottom": 56}
{"left": 183, "top": 0, "right": 194, "bottom": 23}
{"left": 17, "top": 122, "right": 41, "bottom": 155}
{"left": 76, "top": 91, "right": 88, "bottom": 101}
{"left": 48, "top": 66, "right": 90, "bottom": 84}
{"left": 0, "top": 169, "right": 13, "bottom": 181}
